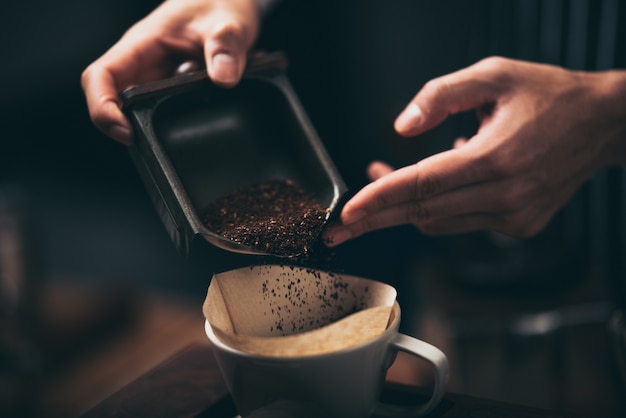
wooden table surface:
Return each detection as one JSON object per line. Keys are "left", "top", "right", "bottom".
{"left": 82, "top": 342, "right": 572, "bottom": 418}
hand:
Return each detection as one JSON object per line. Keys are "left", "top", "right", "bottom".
{"left": 81, "top": 0, "right": 260, "bottom": 144}
{"left": 324, "top": 57, "right": 626, "bottom": 246}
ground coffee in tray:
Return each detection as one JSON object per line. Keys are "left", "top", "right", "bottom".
{"left": 202, "top": 180, "right": 329, "bottom": 257}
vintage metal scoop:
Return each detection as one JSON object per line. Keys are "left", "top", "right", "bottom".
{"left": 120, "top": 52, "right": 347, "bottom": 258}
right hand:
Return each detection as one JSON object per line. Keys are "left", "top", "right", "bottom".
{"left": 323, "top": 57, "right": 626, "bottom": 245}
{"left": 81, "top": 0, "right": 261, "bottom": 144}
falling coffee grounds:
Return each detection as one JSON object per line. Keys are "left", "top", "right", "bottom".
{"left": 202, "top": 180, "right": 329, "bottom": 257}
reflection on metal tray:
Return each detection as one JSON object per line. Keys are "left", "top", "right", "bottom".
{"left": 120, "top": 52, "right": 347, "bottom": 257}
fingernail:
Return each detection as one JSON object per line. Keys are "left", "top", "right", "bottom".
{"left": 175, "top": 60, "right": 200, "bottom": 75}
{"left": 210, "top": 53, "right": 239, "bottom": 85}
{"left": 325, "top": 227, "right": 352, "bottom": 247}
{"left": 395, "top": 103, "right": 423, "bottom": 132}
{"left": 342, "top": 209, "right": 367, "bottom": 225}
{"left": 109, "top": 124, "right": 133, "bottom": 145}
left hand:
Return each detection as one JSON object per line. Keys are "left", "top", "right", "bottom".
{"left": 81, "top": 0, "right": 260, "bottom": 144}
{"left": 323, "top": 57, "right": 626, "bottom": 246}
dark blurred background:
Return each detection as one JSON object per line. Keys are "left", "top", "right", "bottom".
{"left": 1, "top": 0, "right": 625, "bottom": 417}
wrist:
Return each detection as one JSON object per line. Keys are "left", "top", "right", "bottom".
{"left": 591, "top": 70, "right": 626, "bottom": 167}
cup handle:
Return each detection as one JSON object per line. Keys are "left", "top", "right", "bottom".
{"left": 373, "top": 333, "right": 449, "bottom": 417}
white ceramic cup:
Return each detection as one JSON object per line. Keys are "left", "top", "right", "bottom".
{"left": 205, "top": 302, "right": 449, "bottom": 418}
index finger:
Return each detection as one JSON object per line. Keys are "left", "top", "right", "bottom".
{"left": 339, "top": 145, "right": 489, "bottom": 225}
{"left": 81, "top": 63, "right": 133, "bottom": 144}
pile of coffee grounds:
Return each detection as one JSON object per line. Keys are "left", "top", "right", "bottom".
{"left": 202, "top": 180, "right": 329, "bottom": 257}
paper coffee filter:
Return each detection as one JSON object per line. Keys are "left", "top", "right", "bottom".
{"left": 203, "top": 265, "right": 397, "bottom": 357}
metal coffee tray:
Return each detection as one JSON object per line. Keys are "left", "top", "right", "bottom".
{"left": 120, "top": 52, "right": 347, "bottom": 257}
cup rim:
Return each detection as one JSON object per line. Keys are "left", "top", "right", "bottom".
{"left": 205, "top": 301, "right": 401, "bottom": 360}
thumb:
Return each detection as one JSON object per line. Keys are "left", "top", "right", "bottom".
{"left": 394, "top": 60, "right": 502, "bottom": 137}
{"left": 204, "top": 20, "right": 253, "bottom": 87}
{"left": 209, "top": 52, "right": 246, "bottom": 87}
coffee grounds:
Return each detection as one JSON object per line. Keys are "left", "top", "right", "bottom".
{"left": 202, "top": 180, "right": 329, "bottom": 257}
{"left": 258, "top": 265, "right": 366, "bottom": 336}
